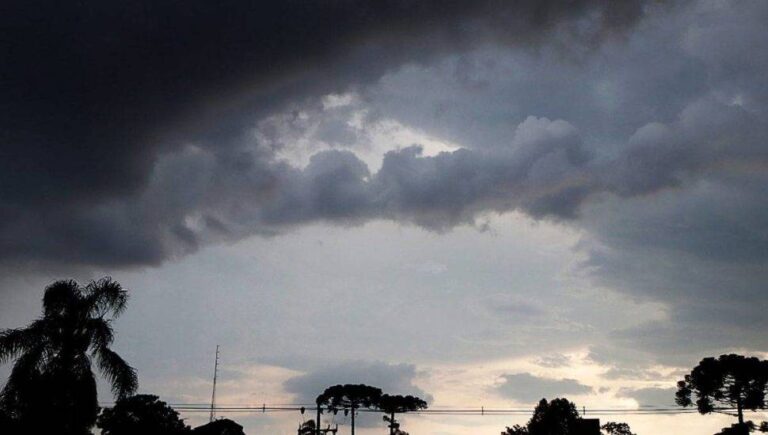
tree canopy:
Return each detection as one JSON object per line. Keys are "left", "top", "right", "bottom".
{"left": 676, "top": 354, "right": 768, "bottom": 424}
{"left": 97, "top": 394, "right": 189, "bottom": 435}
{"left": 379, "top": 394, "right": 428, "bottom": 435}
{"left": 192, "top": 418, "right": 245, "bottom": 435}
{"left": 0, "top": 278, "right": 137, "bottom": 434}
{"left": 378, "top": 394, "right": 428, "bottom": 414}
{"left": 601, "top": 421, "right": 636, "bottom": 435}
{"left": 502, "top": 398, "right": 580, "bottom": 435}
{"left": 316, "top": 384, "right": 383, "bottom": 435}
{"left": 502, "top": 398, "right": 634, "bottom": 435}
{"left": 316, "top": 384, "right": 383, "bottom": 410}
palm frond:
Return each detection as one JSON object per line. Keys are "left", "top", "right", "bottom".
{"left": 95, "top": 347, "right": 138, "bottom": 399}
{"left": 0, "top": 345, "right": 45, "bottom": 402}
{"left": 0, "top": 327, "right": 42, "bottom": 364}
{"left": 42, "top": 279, "right": 81, "bottom": 316}
{"left": 86, "top": 318, "right": 115, "bottom": 351}
{"left": 85, "top": 277, "right": 128, "bottom": 318}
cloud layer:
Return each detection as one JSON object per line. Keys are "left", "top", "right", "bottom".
{"left": 496, "top": 373, "right": 593, "bottom": 404}
{"left": 1, "top": 0, "right": 767, "bottom": 411}
{"left": 0, "top": 0, "right": 651, "bottom": 268}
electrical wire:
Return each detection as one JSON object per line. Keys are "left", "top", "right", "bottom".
{"left": 99, "top": 403, "right": 765, "bottom": 417}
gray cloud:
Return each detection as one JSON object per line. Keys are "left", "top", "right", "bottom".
{"left": 1, "top": 0, "right": 766, "bottom": 387}
{"left": 283, "top": 361, "right": 430, "bottom": 403}
{"left": 535, "top": 354, "right": 572, "bottom": 369}
{"left": 0, "top": 0, "right": 653, "bottom": 269}
{"left": 617, "top": 387, "right": 677, "bottom": 408}
{"left": 496, "top": 373, "right": 593, "bottom": 404}
{"left": 600, "top": 367, "right": 663, "bottom": 381}
{"left": 282, "top": 361, "right": 430, "bottom": 428}
{"left": 0, "top": 114, "right": 594, "bottom": 267}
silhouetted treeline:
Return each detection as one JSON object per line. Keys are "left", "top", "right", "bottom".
{"left": 501, "top": 398, "right": 634, "bottom": 435}
{"left": 0, "top": 279, "right": 431, "bottom": 435}
{"left": 4, "top": 278, "right": 768, "bottom": 435}
{"left": 0, "top": 279, "right": 248, "bottom": 435}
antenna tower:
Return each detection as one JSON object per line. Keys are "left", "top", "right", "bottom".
{"left": 209, "top": 345, "right": 220, "bottom": 422}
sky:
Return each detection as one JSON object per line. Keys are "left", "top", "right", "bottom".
{"left": 1, "top": 1, "right": 768, "bottom": 433}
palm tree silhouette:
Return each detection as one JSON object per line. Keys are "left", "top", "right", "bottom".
{"left": 0, "top": 278, "right": 138, "bottom": 434}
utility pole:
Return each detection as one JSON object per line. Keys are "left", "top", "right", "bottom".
{"left": 209, "top": 345, "right": 220, "bottom": 422}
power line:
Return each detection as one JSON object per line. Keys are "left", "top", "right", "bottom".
{"left": 97, "top": 400, "right": 768, "bottom": 417}
{"left": 148, "top": 404, "right": 762, "bottom": 417}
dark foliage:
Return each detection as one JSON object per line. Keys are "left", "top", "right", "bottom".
{"left": 298, "top": 420, "right": 316, "bottom": 435}
{"left": 0, "top": 404, "right": 19, "bottom": 433}
{"left": 502, "top": 424, "right": 530, "bottom": 435}
{"left": 316, "top": 384, "right": 382, "bottom": 435}
{"left": 379, "top": 394, "right": 428, "bottom": 435}
{"left": 502, "top": 398, "right": 631, "bottom": 435}
{"left": 677, "top": 354, "right": 768, "bottom": 424}
{"left": 714, "top": 422, "right": 755, "bottom": 435}
{"left": 192, "top": 418, "right": 245, "bottom": 435}
{"left": 97, "top": 394, "right": 189, "bottom": 435}
{"left": 601, "top": 421, "right": 636, "bottom": 435}
{"left": 0, "top": 278, "right": 137, "bottom": 434}
{"left": 378, "top": 394, "right": 428, "bottom": 414}
{"left": 316, "top": 384, "right": 383, "bottom": 410}
{"left": 502, "top": 398, "right": 580, "bottom": 435}
{"left": 532, "top": 398, "right": 580, "bottom": 434}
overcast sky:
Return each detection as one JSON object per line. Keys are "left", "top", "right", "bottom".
{"left": 1, "top": 1, "right": 767, "bottom": 433}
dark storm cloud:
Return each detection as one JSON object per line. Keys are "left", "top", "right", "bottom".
{"left": 0, "top": 0, "right": 651, "bottom": 268}
{"left": 1, "top": 0, "right": 645, "bottom": 203}
{"left": 570, "top": 0, "right": 768, "bottom": 370}
{"left": 496, "top": 373, "right": 592, "bottom": 404}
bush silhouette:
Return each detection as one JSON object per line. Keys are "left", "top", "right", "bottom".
{"left": 98, "top": 394, "right": 190, "bottom": 435}
{"left": 192, "top": 418, "right": 245, "bottom": 435}
{"left": 502, "top": 398, "right": 633, "bottom": 435}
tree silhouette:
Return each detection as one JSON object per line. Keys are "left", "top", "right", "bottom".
{"left": 713, "top": 422, "right": 756, "bottom": 435}
{"left": 192, "top": 418, "right": 245, "bottom": 435}
{"left": 527, "top": 398, "right": 580, "bottom": 435}
{"left": 501, "top": 398, "right": 625, "bottom": 435}
{"left": 316, "top": 384, "right": 382, "bottom": 435}
{"left": 0, "top": 278, "right": 138, "bottom": 434}
{"left": 299, "top": 420, "right": 317, "bottom": 435}
{"left": 97, "top": 394, "right": 189, "bottom": 435}
{"left": 379, "top": 394, "right": 428, "bottom": 435}
{"left": 502, "top": 398, "right": 579, "bottom": 435}
{"left": 601, "top": 421, "right": 636, "bottom": 435}
{"left": 501, "top": 425, "right": 529, "bottom": 435}
{"left": 0, "top": 402, "right": 18, "bottom": 434}
{"left": 676, "top": 354, "right": 768, "bottom": 425}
